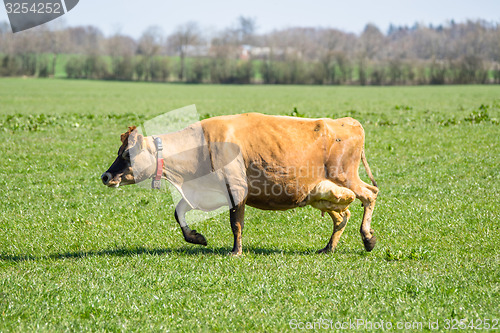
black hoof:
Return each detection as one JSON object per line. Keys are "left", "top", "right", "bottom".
{"left": 183, "top": 229, "right": 207, "bottom": 246}
{"left": 362, "top": 234, "right": 377, "bottom": 252}
{"left": 318, "top": 247, "right": 333, "bottom": 254}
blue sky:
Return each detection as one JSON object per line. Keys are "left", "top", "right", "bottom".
{"left": 1, "top": 0, "right": 499, "bottom": 37}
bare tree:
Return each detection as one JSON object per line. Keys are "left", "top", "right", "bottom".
{"left": 64, "top": 25, "right": 104, "bottom": 54}
{"left": 137, "top": 26, "right": 164, "bottom": 81}
{"left": 359, "top": 23, "right": 385, "bottom": 59}
{"left": 41, "top": 23, "right": 70, "bottom": 76}
{"left": 137, "top": 26, "right": 163, "bottom": 56}
{"left": 107, "top": 33, "right": 136, "bottom": 80}
{"left": 167, "top": 22, "right": 201, "bottom": 80}
{"left": 107, "top": 34, "right": 136, "bottom": 58}
{"left": 236, "top": 16, "right": 257, "bottom": 44}
{"left": 0, "top": 21, "right": 16, "bottom": 55}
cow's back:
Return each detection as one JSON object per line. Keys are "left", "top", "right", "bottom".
{"left": 201, "top": 113, "right": 364, "bottom": 210}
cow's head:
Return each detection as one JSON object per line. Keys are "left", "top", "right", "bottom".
{"left": 101, "top": 126, "right": 156, "bottom": 187}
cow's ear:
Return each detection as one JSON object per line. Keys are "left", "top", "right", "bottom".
{"left": 121, "top": 126, "right": 137, "bottom": 143}
{"left": 127, "top": 131, "right": 144, "bottom": 150}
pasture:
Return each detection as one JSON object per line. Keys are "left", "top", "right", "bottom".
{"left": 0, "top": 79, "right": 499, "bottom": 331}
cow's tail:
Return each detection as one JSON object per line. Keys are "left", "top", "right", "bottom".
{"left": 361, "top": 148, "right": 378, "bottom": 188}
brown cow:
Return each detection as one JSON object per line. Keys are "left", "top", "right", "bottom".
{"left": 101, "top": 113, "right": 378, "bottom": 255}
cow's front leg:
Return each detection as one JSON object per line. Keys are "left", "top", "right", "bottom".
{"left": 174, "top": 199, "right": 207, "bottom": 246}
{"left": 318, "top": 209, "right": 350, "bottom": 254}
{"left": 229, "top": 203, "right": 245, "bottom": 256}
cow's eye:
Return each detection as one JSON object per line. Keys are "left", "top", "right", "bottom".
{"left": 122, "top": 149, "right": 130, "bottom": 160}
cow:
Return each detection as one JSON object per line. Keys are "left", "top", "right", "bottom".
{"left": 101, "top": 113, "right": 379, "bottom": 255}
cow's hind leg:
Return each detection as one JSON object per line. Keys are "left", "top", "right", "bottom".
{"left": 349, "top": 181, "right": 378, "bottom": 251}
{"left": 318, "top": 209, "right": 350, "bottom": 254}
{"left": 175, "top": 199, "right": 207, "bottom": 246}
{"left": 229, "top": 203, "right": 245, "bottom": 256}
{"left": 307, "top": 180, "right": 355, "bottom": 253}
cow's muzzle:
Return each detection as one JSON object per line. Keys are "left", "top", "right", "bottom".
{"left": 101, "top": 172, "right": 113, "bottom": 186}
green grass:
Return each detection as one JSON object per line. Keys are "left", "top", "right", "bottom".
{"left": 1, "top": 79, "right": 499, "bottom": 331}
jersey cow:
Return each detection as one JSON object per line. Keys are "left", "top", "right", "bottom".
{"left": 101, "top": 113, "right": 379, "bottom": 255}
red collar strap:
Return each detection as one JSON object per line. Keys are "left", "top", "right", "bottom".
{"left": 152, "top": 136, "right": 163, "bottom": 189}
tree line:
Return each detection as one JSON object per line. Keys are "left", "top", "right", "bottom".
{"left": 1, "top": 18, "right": 499, "bottom": 84}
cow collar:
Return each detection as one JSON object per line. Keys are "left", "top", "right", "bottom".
{"left": 151, "top": 136, "right": 164, "bottom": 189}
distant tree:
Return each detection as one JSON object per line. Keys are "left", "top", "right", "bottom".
{"left": 49, "top": 30, "right": 69, "bottom": 76}
{"left": 36, "top": 21, "right": 71, "bottom": 76}
{"left": 186, "top": 58, "right": 208, "bottom": 83}
{"left": 359, "top": 23, "right": 385, "bottom": 60}
{"left": 236, "top": 16, "right": 257, "bottom": 44}
{"left": 150, "top": 57, "right": 170, "bottom": 82}
{"left": 356, "top": 24, "right": 385, "bottom": 85}
{"left": 358, "top": 58, "right": 367, "bottom": 85}
{"left": 134, "top": 57, "right": 145, "bottom": 80}
{"left": 453, "top": 55, "right": 487, "bottom": 84}
{"left": 0, "top": 55, "right": 21, "bottom": 76}
{"left": 65, "top": 56, "right": 85, "bottom": 78}
{"left": 316, "top": 51, "right": 337, "bottom": 84}
{"left": 84, "top": 54, "right": 108, "bottom": 79}
{"left": 493, "top": 64, "right": 500, "bottom": 84}
{"left": 429, "top": 59, "right": 446, "bottom": 84}
{"left": 137, "top": 26, "right": 163, "bottom": 81}
{"left": 167, "top": 22, "right": 201, "bottom": 80}
{"left": 210, "top": 31, "right": 235, "bottom": 59}
{"left": 107, "top": 33, "right": 136, "bottom": 80}
{"left": 63, "top": 26, "right": 104, "bottom": 54}
{"left": 370, "top": 65, "right": 385, "bottom": 85}
{"left": 335, "top": 52, "right": 352, "bottom": 84}
{"left": 113, "top": 55, "right": 135, "bottom": 80}
{"left": 309, "top": 61, "right": 327, "bottom": 84}
{"left": 388, "top": 58, "right": 403, "bottom": 84}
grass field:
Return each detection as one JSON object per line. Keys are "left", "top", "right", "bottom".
{"left": 0, "top": 78, "right": 499, "bottom": 331}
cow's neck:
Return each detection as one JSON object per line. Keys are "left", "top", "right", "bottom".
{"left": 150, "top": 123, "right": 207, "bottom": 189}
